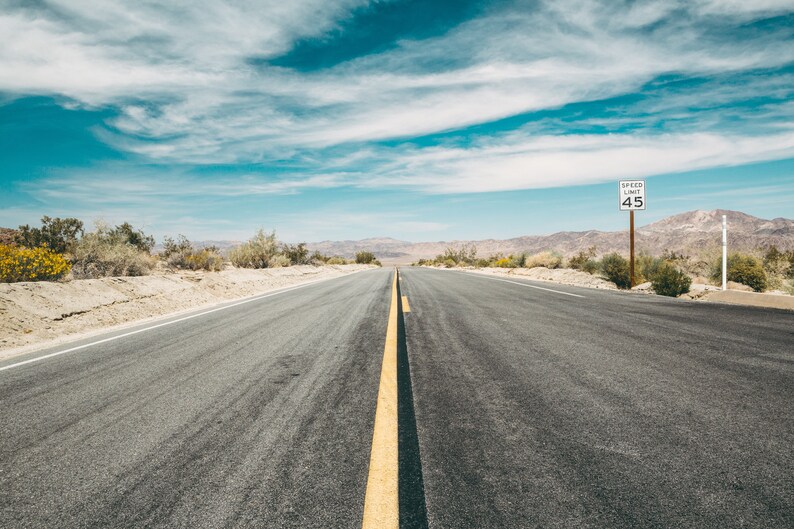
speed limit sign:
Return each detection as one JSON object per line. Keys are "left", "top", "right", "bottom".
{"left": 619, "top": 180, "right": 646, "bottom": 210}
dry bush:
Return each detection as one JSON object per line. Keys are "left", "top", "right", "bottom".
{"left": 228, "top": 229, "right": 279, "bottom": 268}
{"left": 326, "top": 256, "right": 349, "bottom": 265}
{"left": 268, "top": 254, "right": 291, "bottom": 268}
{"left": 524, "top": 251, "right": 563, "bottom": 269}
{"left": 161, "top": 235, "right": 223, "bottom": 271}
{"left": 72, "top": 228, "right": 156, "bottom": 279}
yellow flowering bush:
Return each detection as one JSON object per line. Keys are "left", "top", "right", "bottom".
{"left": 0, "top": 244, "right": 71, "bottom": 282}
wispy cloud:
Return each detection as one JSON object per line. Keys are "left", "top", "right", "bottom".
{"left": 2, "top": 0, "right": 794, "bottom": 239}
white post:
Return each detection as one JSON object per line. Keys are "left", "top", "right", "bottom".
{"left": 722, "top": 214, "right": 727, "bottom": 291}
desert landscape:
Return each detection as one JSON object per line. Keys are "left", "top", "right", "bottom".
{"left": 2, "top": 208, "right": 792, "bottom": 359}
{"left": 306, "top": 209, "right": 794, "bottom": 264}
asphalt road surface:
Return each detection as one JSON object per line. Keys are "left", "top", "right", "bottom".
{"left": 1, "top": 267, "right": 792, "bottom": 528}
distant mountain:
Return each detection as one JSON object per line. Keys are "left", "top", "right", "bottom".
{"left": 5, "top": 210, "right": 791, "bottom": 265}
{"left": 304, "top": 210, "right": 794, "bottom": 265}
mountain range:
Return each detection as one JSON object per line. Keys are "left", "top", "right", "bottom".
{"left": 306, "top": 210, "right": 794, "bottom": 265}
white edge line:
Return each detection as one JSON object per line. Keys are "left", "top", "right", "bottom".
{"left": 0, "top": 271, "right": 364, "bottom": 373}
{"left": 441, "top": 269, "right": 585, "bottom": 298}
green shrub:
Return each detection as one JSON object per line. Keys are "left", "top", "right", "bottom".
{"left": 711, "top": 253, "right": 767, "bottom": 292}
{"left": 580, "top": 259, "right": 599, "bottom": 275}
{"left": 763, "top": 245, "right": 793, "bottom": 289}
{"left": 356, "top": 251, "right": 377, "bottom": 264}
{"left": 601, "top": 253, "right": 631, "bottom": 289}
{"left": 326, "top": 256, "right": 349, "bottom": 265}
{"left": 282, "top": 243, "right": 309, "bottom": 265}
{"left": 634, "top": 252, "right": 661, "bottom": 283}
{"left": 568, "top": 246, "right": 597, "bottom": 271}
{"left": 524, "top": 251, "right": 563, "bottom": 269}
{"left": 228, "top": 229, "right": 279, "bottom": 268}
{"left": 0, "top": 244, "right": 71, "bottom": 282}
{"left": 650, "top": 262, "right": 692, "bottom": 297}
{"left": 509, "top": 253, "right": 527, "bottom": 268}
{"left": 108, "top": 222, "right": 155, "bottom": 252}
{"left": 16, "top": 216, "right": 84, "bottom": 254}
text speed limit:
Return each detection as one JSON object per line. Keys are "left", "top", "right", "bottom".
{"left": 619, "top": 180, "right": 646, "bottom": 211}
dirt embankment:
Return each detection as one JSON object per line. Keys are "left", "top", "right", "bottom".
{"left": 0, "top": 265, "right": 373, "bottom": 358}
{"left": 452, "top": 266, "right": 794, "bottom": 310}
{"left": 458, "top": 266, "right": 619, "bottom": 289}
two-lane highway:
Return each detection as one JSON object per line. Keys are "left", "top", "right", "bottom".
{"left": 1, "top": 266, "right": 792, "bottom": 528}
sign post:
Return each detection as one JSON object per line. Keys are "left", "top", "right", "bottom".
{"left": 722, "top": 215, "right": 727, "bottom": 291}
{"left": 619, "top": 180, "right": 646, "bottom": 288}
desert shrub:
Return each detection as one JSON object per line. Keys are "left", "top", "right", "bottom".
{"left": 524, "top": 251, "right": 563, "bottom": 269}
{"left": 72, "top": 225, "right": 156, "bottom": 278}
{"left": 326, "top": 256, "right": 349, "bottom": 265}
{"left": 182, "top": 249, "right": 223, "bottom": 271}
{"left": 228, "top": 229, "right": 279, "bottom": 268}
{"left": 568, "top": 246, "right": 597, "bottom": 272}
{"left": 160, "top": 235, "right": 222, "bottom": 272}
{"left": 268, "top": 254, "right": 291, "bottom": 268}
{"left": 580, "top": 259, "right": 599, "bottom": 275}
{"left": 494, "top": 257, "right": 513, "bottom": 268}
{"left": 601, "top": 253, "right": 631, "bottom": 289}
{"left": 356, "top": 251, "right": 377, "bottom": 264}
{"left": 16, "top": 216, "right": 84, "bottom": 254}
{"left": 309, "top": 250, "right": 329, "bottom": 265}
{"left": 108, "top": 222, "right": 155, "bottom": 252}
{"left": 475, "top": 258, "right": 492, "bottom": 268}
{"left": 763, "top": 245, "right": 793, "bottom": 289}
{"left": 282, "top": 243, "right": 309, "bottom": 265}
{"left": 0, "top": 244, "right": 71, "bottom": 282}
{"left": 431, "top": 245, "right": 478, "bottom": 267}
{"left": 442, "top": 258, "right": 457, "bottom": 268}
{"left": 711, "top": 253, "right": 767, "bottom": 292}
{"left": 634, "top": 252, "right": 661, "bottom": 283}
{"left": 509, "top": 253, "right": 527, "bottom": 268}
{"left": 650, "top": 262, "right": 692, "bottom": 297}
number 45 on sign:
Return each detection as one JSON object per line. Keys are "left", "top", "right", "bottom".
{"left": 619, "top": 180, "right": 646, "bottom": 210}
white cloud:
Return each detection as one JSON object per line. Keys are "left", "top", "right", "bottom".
{"left": 363, "top": 131, "right": 794, "bottom": 193}
{"left": 2, "top": 0, "right": 794, "bottom": 194}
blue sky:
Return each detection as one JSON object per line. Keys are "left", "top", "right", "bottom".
{"left": 1, "top": 0, "right": 793, "bottom": 242}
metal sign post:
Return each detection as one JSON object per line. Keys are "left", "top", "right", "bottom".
{"left": 619, "top": 180, "right": 646, "bottom": 288}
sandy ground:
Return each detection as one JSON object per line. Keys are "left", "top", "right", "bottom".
{"left": 0, "top": 265, "right": 374, "bottom": 359}
{"left": 447, "top": 266, "right": 794, "bottom": 310}
{"left": 457, "top": 266, "right": 619, "bottom": 290}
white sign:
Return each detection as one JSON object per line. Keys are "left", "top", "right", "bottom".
{"left": 619, "top": 180, "right": 646, "bottom": 211}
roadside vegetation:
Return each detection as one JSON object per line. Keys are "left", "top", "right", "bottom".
{"left": 413, "top": 243, "right": 794, "bottom": 296}
{"left": 0, "top": 217, "right": 380, "bottom": 283}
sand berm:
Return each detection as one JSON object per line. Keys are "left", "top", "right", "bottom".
{"left": 0, "top": 264, "right": 374, "bottom": 360}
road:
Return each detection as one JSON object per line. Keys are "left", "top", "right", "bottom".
{"left": 1, "top": 267, "right": 792, "bottom": 528}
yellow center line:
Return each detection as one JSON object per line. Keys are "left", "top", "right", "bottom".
{"left": 362, "top": 268, "right": 400, "bottom": 529}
